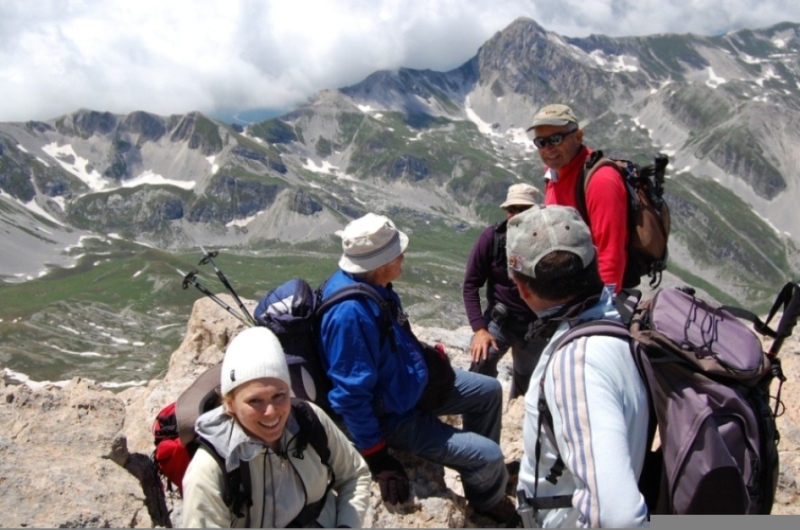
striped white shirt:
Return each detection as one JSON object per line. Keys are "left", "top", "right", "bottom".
{"left": 518, "top": 288, "right": 650, "bottom": 528}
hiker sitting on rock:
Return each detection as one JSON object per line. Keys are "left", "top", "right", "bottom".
{"left": 507, "top": 206, "right": 650, "bottom": 527}
{"left": 182, "top": 327, "right": 371, "bottom": 528}
{"left": 463, "top": 183, "right": 547, "bottom": 398}
{"left": 318, "top": 212, "right": 520, "bottom": 527}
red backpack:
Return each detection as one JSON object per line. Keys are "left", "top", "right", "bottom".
{"left": 152, "top": 364, "right": 223, "bottom": 493}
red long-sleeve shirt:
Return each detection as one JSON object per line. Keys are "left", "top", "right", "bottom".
{"left": 544, "top": 146, "right": 628, "bottom": 292}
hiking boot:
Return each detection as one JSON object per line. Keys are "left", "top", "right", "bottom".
{"left": 474, "top": 496, "right": 522, "bottom": 528}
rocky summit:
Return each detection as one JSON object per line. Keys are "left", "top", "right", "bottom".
{"left": 0, "top": 294, "right": 798, "bottom": 527}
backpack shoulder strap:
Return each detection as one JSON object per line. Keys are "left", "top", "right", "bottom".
{"left": 316, "top": 280, "right": 396, "bottom": 351}
{"left": 195, "top": 437, "right": 252, "bottom": 527}
{"left": 550, "top": 317, "right": 631, "bottom": 353}
{"left": 491, "top": 220, "right": 508, "bottom": 263}
{"left": 317, "top": 281, "right": 388, "bottom": 314}
{"left": 613, "top": 289, "right": 642, "bottom": 325}
{"left": 291, "top": 400, "right": 331, "bottom": 465}
{"left": 576, "top": 150, "right": 628, "bottom": 226}
{"left": 287, "top": 400, "right": 336, "bottom": 528}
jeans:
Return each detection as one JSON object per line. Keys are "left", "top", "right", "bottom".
{"left": 470, "top": 318, "right": 547, "bottom": 398}
{"left": 384, "top": 369, "right": 508, "bottom": 511}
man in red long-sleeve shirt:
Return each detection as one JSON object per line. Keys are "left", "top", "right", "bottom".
{"left": 527, "top": 104, "right": 630, "bottom": 292}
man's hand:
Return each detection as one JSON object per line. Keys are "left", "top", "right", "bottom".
{"left": 363, "top": 447, "right": 410, "bottom": 504}
{"left": 470, "top": 328, "right": 498, "bottom": 363}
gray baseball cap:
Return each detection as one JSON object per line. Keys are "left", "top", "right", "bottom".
{"left": 527, "top": 104, "right": 579, "bottom": 131}
{"left": 506, "top": 205, "right": 595, "bottom": 278}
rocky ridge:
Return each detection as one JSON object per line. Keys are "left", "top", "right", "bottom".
{"left": 0, "top": 294, "right": 798, "bottom": 527}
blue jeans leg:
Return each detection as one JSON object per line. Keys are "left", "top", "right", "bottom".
{"left": 385, "top": 370, "right": 508, "bottom": 510}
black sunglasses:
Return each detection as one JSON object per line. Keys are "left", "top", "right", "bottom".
{"left": 532, "top": 128, "right": 577, "bottom": 149}
{"left": 504, "top": 205, "right": 531, "bottom": 214}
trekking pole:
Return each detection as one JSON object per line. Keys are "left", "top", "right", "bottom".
{"left": 198, "top": 247, "right": 256, "bottom": 325}
{"left": 180, "top": 270, "right": 254, "bottom": 327}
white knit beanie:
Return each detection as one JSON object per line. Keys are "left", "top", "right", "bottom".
{"left": 220, "top": 327, "right": 291, "bottom": 396}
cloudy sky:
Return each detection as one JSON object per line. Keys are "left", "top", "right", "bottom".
{"left": 1, "top": 0, "right": 799, "bottom": 123}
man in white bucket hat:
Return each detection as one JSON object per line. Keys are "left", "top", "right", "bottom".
{"left": 319, "top": 212, "right": 520, "bottom": 526}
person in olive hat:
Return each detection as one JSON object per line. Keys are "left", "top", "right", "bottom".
{"left": 528, "top": 103, "right": 632, "bottom": 291}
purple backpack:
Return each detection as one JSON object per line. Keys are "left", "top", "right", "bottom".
{"left": 540, "top": 283, "right": 799, "bottom": 515}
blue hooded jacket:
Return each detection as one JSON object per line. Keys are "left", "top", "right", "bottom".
{"left": 318, "top": 269, "right": 428, "bottom": 452}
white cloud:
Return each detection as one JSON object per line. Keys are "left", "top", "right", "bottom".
{"left": 0, "top": 0, "right": 798, "bottom": 122}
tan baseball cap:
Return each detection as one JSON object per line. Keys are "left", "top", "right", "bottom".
{"left": 527, "top": 104, "right": 579, "bottom": 131}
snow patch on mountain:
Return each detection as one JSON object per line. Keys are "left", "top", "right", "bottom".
{"left": 22, "top": 198, "right": 64, "bottom": 226}
{"left": 589, "top": 50, "right": 639, "bottom": 73}
{"left": 121, "top": 169, "right": 196, "bottom": 190}
{"left": 206, "top": 155, "right": 219, "bottom": 175}
{"left": 41, "top": 142, "right": 107, "bottom": 191}
{"left": 706, "top": 67, "right": 727, "bottom": 88}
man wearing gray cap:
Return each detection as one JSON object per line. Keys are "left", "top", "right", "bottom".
{"left": 527, "top": 104, "right": 631, "bottom": 291}
{"left": 506, "top": 205, "right": 649, "bottom": 527}
{"left": 318, "top": 212, "right": 520, "bottom": 526}
{"left": 463, "top": 183, "right": 547, "bottom": 398}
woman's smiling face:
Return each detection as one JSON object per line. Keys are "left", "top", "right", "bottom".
{"left": 227, "top": 377, "right": 292, "bottom": 449}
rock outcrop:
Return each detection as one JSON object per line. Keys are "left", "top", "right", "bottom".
{"left": 0, "top": 294, "right": 798, "bottom": 527}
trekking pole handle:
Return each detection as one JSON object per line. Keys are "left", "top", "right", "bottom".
{"left": 180, "top": 270, "right": 253, "bottom": 326}
{"left": 198, "top": 248, "right": 220, "bottom": 265}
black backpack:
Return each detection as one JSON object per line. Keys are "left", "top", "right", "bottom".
{"left": 253, "top": 278, "right": 395, "bottom": 417}
{"left": 575, "top": 151, "right": 670, "bottom": 289}
{"left": 527, "top": 282, "right": 799, "bottom": 516}
{"left": 255, "top": 277, "right": 457, "bottom": 415}
{"left": 152, "top": 363, "right": 334, "bottom": 527}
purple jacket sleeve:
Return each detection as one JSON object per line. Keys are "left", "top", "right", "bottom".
{"left": 463, "top": 226, "right": 496, "bottom": 332}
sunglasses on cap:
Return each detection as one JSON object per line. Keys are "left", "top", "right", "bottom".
{"left": 532, "top": 128, "right": 577, "bottom": 149}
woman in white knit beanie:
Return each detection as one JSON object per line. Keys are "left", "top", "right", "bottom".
{"left": 182, "top": 327, "right": 371, "bottom": 528}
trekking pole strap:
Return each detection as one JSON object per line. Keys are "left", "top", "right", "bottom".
{"left": 768, "top": 280, "right": 800, "bottom": 356}
{"left": 722, "top": 280, "right": 800, "bottom": 357}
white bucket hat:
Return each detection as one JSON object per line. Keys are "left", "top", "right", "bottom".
{"left": 337, "top": 213, "right": 409, "bottom": 274}
{"left": 500, "top": 183, "right": 542, "bottom": 209}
